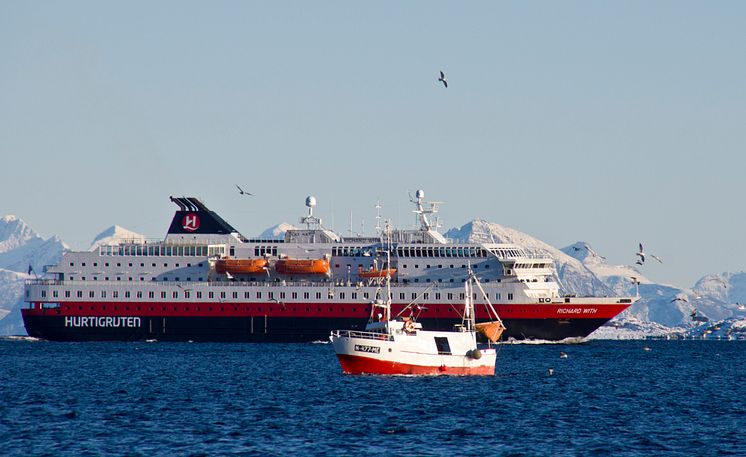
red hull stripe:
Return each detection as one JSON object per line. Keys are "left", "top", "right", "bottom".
{"left": 336, "top": 354, "right": 495, "bottom": 376}
{"left": 23, "top": 301, "right": 630, "bottom": 320}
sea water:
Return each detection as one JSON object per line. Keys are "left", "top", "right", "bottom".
{"left": 1, "top": 339, "right": 744, "bottom": 456}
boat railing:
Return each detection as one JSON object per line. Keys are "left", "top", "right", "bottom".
{"left": 331, "top": 329, "right": 393, "bottom": 341}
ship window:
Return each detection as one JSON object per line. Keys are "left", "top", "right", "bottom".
{"left": 256, "top": 292, "right": 261, "bottom": 299}
{"left": 149, "top": 291, "right": 155, "bottom": 299}
{"left": 164, "top": 263, "right": 168, "bottom": 267}
{"left": 209, "top": 292, "right": 214, "bottom": 299}
{"left": 245, "top": 292, "right": 251, "bottom": 299}
{"left": 82, "top": 277, "right": 86, "bottom": 281}
{"left": 93, "top": 277, "right": 97, "bottom": 281}
{"left": 185, "top": 292, "right": 191, "bottom": 299}
{"left": 137, "top": 291, "right": 142, "bottom": 299}
{"left": 117, "top": 263, "right": 121, "bottom": 267}
{"left": 412, "top": 293, "right": 417, "bottom": 300}
{"left": 70, "top": 262, "right": 74, "bottom": 266}
{"left": 124, "top": 291, "right": 130, "bottom": 298}
{"left": 268, "top": 292, "right": 273, "bottom": 299}
{"left": 352, "top": 293, "right": 357, "bottom": 299}
{"left": 435, "top": 293, "right": 441, "bottom": 300}
{"left": 220, "top": 292, "right": 226, "bottom": 299}
{"left": 316, "top": 292, "right": 322, "bottom": 299}
{"left": 88, "top": 291, "right": 94, "bottom": 298}
{"left": 508, "top": 293, "right": 513, "bottom": 300}
{"left": 233, "top": 292, "right": 238, "bottom": 299}
{"left": 423, "top": 293, "right": 429, "bottom": 300}
{"left": 399, "top": 293, "right": 405, "bottom": 300}
{"left": 173, "top": 292, "right": 178, "bottom": 298}
{"left": 82, "top": 263, "right": 86, "bottom": 267}
{"left": 292, "top": 292, "right": 298, "bottom": 299}
{"left": 197, "top": 292, "right": 202, "bottom": 299}
{"left": 363, "top": 293, "right": 369, "bottom": 299}
{"left": 65, "top": 291, "right": 70, "bottom": 298}
{"left": 339, "top": 292, "right": 345, "bottom": 299}
{"left": 434, "top": 337, "right": 452, "bottom": 355}
{"left": 161, "top": 292, "right": 167, "bottom": 299}
{"left": 447, "top": 293, "right": 453, "bottom": 300}
{"left": 113, "top": 291, "right": 118, "bottom": 298}
{"left": 175, "top": 264, "right": 180, "bottom": 268}
{"left": 414, "top": 265, "right": 419, "bottom": 269}
{"left": 53, "top": 290, "right": 58, "bottom": 298}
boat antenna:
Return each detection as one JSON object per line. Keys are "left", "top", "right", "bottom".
{"left": 375, "top": 200, "right": 382, "bottom": 234}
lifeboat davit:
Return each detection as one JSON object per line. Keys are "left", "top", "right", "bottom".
{"left": 358, "top": 266, "right": 397, "bottom": 279}
{"left": 275, "top": 259, "right": 330, "bottom": 275}
{"left": 215, "top": 258, "right": 269, "bottom": 275}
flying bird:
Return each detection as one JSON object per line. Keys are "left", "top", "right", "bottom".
{"left": 438, "top": 71, "right": 448, "bottom": 88}
{"left": 636, "top": 243, "right": 645, "bottom": 264}
{"left": 650, "top": 254, "right": 663, "bottom": 263}
{"left": 235, "top": 185, "right": 253, "bottom": 196}
{"left": 671, "top": 296, "right": 688, "bottom": 303}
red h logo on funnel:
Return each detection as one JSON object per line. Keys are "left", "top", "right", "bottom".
{"left": 182, "top": 214, "right": 200, "bottom": 232}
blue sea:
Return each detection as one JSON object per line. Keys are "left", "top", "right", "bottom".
{"left": 1, "top": 339, "right": 745, "bottom": 456}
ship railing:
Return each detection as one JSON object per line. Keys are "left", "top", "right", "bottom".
{"left": 24, "top": 278, "right": 440, "bottom": 290}
{"left": 331, "top": 329, "right": 393, "bottom": 341}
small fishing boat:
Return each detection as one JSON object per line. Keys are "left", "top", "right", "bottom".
{"left": 330, "top": 262, "right": 504, "bottom": 376}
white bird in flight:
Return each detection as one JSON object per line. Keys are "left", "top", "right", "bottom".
{"left": 438, "top": 70, "right": 448, "bottom": 88}
{"left": 235, "top": 184, "right": 253, "bottom": 196}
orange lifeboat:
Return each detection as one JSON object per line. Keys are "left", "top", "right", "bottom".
{"left": 358, "top": 266, "right": 397, "bottom": 279}
{"left": 275, "top": 259, "right": 330, "bottom": 275}
{"left": 215, "top": 258, "right": 269, "bottom": 275}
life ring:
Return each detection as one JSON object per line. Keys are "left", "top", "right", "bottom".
{"left": 404, "top": 320, "right": 416, "bottom": 332}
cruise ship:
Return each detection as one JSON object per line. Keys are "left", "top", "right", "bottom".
{"left": 22, "top": 191, "right": 634, "bottom": 342}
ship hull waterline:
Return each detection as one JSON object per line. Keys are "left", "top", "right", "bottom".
{"left": 21, "top": 312, "right": 621, "bottom": 343}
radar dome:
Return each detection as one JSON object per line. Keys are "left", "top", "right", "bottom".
{"left": 415, "top": 189, "right": 425, "bottom": 199}
{"left": 305, "top": 196, "right": 317, "bottom": 208}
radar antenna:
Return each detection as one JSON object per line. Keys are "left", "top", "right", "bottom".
{"left": 410, "top": 189, "right": 444, "bottom": 232}
{"left": 299, "top": 195, "right": 322, "bottom": 229}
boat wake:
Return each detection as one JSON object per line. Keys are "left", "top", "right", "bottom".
{"left": 1, "top": 336, "right": 42, "bottom": 342}
{"left": 311, "top": 340, "right": 329, "bottom": 344}
{"left": 504, "top": 337, "right": 587, "bottom": 345}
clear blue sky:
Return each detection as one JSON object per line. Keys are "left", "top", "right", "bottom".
{"left": 1, "top": 1, "right": 744, "bottom": 288}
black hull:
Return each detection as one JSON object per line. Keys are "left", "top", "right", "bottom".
{"left": 22, "top": 314, "right": 612, "bottom": 343}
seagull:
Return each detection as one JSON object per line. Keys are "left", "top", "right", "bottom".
{"left": 547, "top": 368, "right": 554, "bottom": 376}
{"left": 235, "top": 184, "right": 253, "bottom": 196}
{"left": 671, "top": 296, "right": 689, "bottom": 303}
{"left": 630, "top": 276, "right": 640, "bottom": 284}
{"left": 650, "top": 254, "right": 663, "bottom": 263}
{"left": 438, "top": 70, "right": 448, "bottom": 88}
{"left": 636, "top": 243, "right": 645, "bottom": 264}
{"left": 559, "top": 352, "right": 568, "bottom": 359}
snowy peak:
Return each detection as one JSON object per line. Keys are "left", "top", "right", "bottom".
{"left": 0, "top": 214, "right": 41, "bottom": 254}
{"left": 259, "top": 223, "right": 297, "bottom": 240}
{"left": 89, "top": 225, "right": 147, "bottom": 251}
{"left": 0, "top": 214, "right": 67, "bottom": 274}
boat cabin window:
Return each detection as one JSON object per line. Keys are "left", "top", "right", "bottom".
{"left": 434, "top": 337, "right": 451, "bottom": 355}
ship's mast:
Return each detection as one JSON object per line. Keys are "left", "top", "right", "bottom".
{"left": 410, "top": 189, "right": 443, "bottom": 232}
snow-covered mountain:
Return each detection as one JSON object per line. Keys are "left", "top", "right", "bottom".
{"left": 0, "top": 215, "right": 67, "bottom": 274}
{"left": 259, "top": 223, "right": 297, "bottom": 240}
{"left": 89, "top": 225, "right": 146, "bottom": 251}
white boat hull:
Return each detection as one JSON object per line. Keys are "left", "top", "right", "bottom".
{"left": 330, "top": 329, "right": 496, "bottom": 376}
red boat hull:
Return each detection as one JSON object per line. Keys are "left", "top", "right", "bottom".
{"left": 336, "top": 354, "right": 495, "bottom": 376}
